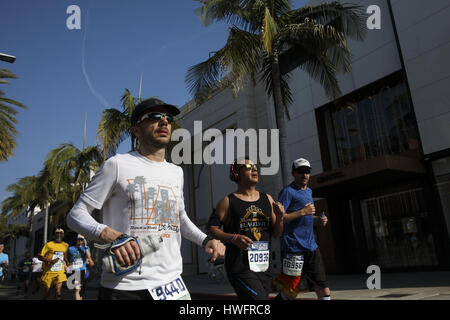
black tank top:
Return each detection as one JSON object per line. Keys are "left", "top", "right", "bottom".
{"left": 224, "top": 192, "right": 272, "bottom": 274}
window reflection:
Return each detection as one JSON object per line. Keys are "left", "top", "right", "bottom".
{"left": 325, "top": 75, "right": 420, "bottom": 168}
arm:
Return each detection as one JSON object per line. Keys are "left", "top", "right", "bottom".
{"left": 207, "top": 197, "right": 253, "bottom": 251}
{"left": 180, "top": 209, "right": 207, "bottom": 247}
{"left": 283, "top": 203, "right": 316, "bottom": 223}
{"left": 66, "top": 157, "right": 140, "bottom": 267}
{"left": 67, "top": 157, "right": 117, "bottom": 242}
{"left": 85, "top": 245, "right": 94, "bottom": 267}
{"left": 313, "top": 212, "right": 328, "bottom": 227}
{"left": 267, "top": 194, "right": 284, "bottom": 238}
{"left": 177, "top": 169, "right": 224, "bottom": 261}
{"left": 64, "top": 250, "right": 70, "bottom": 269}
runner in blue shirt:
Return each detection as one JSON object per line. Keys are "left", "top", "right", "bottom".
{"left": 67, "top": 234, "right": 94, "bottom": 300}
{"left": 274, "top": 158, "right": 331, "bottom": 300}
{"left": 0, "top": 243, "right": 9, "bottom": 282}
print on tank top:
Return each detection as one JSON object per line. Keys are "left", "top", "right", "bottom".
{"left": 239, "top": 204, "right": 270, "bottom": 241}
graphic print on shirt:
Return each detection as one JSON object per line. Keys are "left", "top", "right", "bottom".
{"left": 126, "top": 176, "right": 179, "bottom": 238}
{"left": 239, "top": 205, "right": 270, "bottom": 241}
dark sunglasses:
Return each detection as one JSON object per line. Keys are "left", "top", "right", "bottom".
{"left": 294, "top": 168, "right": 311, "bottom": 175}
{"left": 138, "top": 112, "right": 174, "bottom": 124}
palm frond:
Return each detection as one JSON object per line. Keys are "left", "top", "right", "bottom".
{"left": 302, "top": 53, "right": 341, "bottom": 99}
{"left": 186, "top": 26, "right": 262, "bottom": 102}
{"left": 281, "top": 1, "right": 367, "bottom": 41}
{"left": 120, "top": 88, "right": 136, "bottom": 115}
{"left": 195, "top": 0, "right": 259, "bottom": 32}
{"left": 260, "top": 55, "right": 293, "bottom": 108}
{"left": 262, "top": 7, "right": 278, "bottom": 54}
{"left": 97, "top": 108, "right": 131, "bottom": 158}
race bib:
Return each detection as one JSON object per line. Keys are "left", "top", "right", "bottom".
{"left": 50, "top": 251, "right": 64, "bottom": 272}
{"left": 72, "top": 258, "right": 84, "bottom": 270}
{"left": 282, "top": 253, "right": 304, "bottom": 276}
{"left": 248, "top": 241, "right": 270, "bottom": 272}
{"left": 149, "top": 276, "right": 190, "bottom": 300}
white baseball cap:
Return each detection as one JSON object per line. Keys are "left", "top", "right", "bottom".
{"left": 293, "top": 158, "right": 311, "bottom": 169}
{"left": 77, "top": 234, "right": 85, "bottom": 240}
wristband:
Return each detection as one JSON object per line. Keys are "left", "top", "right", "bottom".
{"left": 232, "top": 234, "right": 238, "bottom": 242}
{"left": 202, "top": 235, "right": 214, "bottom": 248}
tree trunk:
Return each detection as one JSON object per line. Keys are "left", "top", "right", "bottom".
{"left": 43, "top": 204, "right": 49, "bottom": 245}
{"left": 271, "top": 58, "right": 292, "bottom": 188}
{"left": 27, "top": 207, "right": 34, "bottom": 254}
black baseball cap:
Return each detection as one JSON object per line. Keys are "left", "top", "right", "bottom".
{"left": 131, "top": 97, "right": 180, "bottom": 126}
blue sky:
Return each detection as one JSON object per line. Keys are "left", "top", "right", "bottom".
{"left": 0, "top": 0, "right": 309, "bottom": 204}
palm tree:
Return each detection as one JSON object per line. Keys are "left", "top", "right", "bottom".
{"left": 0, "top": 68, "right": 27, "bottom": 162}
{"left": 44, "top": 143, "right": 103, "bottom": 206}
{"left": 1, "top": 168, "right": 53, "bottom": 252}
{"left": 97, "top": 89, "right": 138, "bottom": 160}
{"left": 0, "top": 215, "right": 29, "bottom": 271}
{"left": 1, "top": 175, "right": 39, "bottom": 253}
{"left": 186, "top": 0, "right": 367, "bottom": 185}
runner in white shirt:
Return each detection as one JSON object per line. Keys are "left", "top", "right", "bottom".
{"left": 31, "top": 256, "right": 43, "bottom": 295}
{"left": 67, "top": 97, "right": 225, "bottom": 300}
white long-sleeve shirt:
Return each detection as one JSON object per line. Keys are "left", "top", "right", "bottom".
{"left": 67, "top": 151, "right": 206, "bottom": 291}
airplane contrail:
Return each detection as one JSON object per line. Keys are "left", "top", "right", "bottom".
{"left": 81, "top": 9, "right": 113, "bottom": 109}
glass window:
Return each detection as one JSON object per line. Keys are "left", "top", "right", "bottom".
{"left": 321, "top": 73, "right": 420, "bottom": 169}
{"left": 361, "top": 188, "right": 438, "bottom": 268}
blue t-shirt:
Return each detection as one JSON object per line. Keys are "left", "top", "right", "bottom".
{"left": 0, "top": 253, "right": 9, "bottom": 277}
{"left": 67, "top": 246, "right": 90, "bottom": 271}
{"left": 278, "top": 183, "right": 318, "bottom": 253}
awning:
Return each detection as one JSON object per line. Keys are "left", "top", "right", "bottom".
{"left": 310, "top": 154, "right": 426, "bottom": 197}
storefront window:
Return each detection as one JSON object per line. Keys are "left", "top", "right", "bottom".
{"left": 321, "top": 73, "right": 420, "bottom": 169}
{"left": 361, "top": 188, "right": 438, "bottom": 268}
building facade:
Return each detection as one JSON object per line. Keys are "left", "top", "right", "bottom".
{"left": 178, "top": 0, "right": 450, "bottom": 275}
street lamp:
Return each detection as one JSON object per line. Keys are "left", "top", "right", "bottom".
{"left": 0, "top": 53, "right": 16, "bottom": 63}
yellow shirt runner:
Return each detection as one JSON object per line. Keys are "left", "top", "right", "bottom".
{"left": 40, "top": 241, "right": 69, "bottom": 288}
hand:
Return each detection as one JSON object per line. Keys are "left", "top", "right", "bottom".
{"left": 302, "top": 203, "right": 316, "bottom": 216}
{"left": 111, "top": 238, "right": 141, "bottom": 267}
{"left": 272, "top": 201, "right": 285, "bottom": 217}
{"left": 320, "top": 214, "right": 328, "bottom": 227}
{"left": 50, "top": 258, "right": 60, "bottom": 265}
{"left": 232, "top": 234, "right": 253, "bottom": 251}
{"left": 205, "top": 239, "right": 225, "bottom": 262}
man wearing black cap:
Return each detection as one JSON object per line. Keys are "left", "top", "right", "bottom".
{"left": 67, "top": 97, "right": 225, "bottom": 300}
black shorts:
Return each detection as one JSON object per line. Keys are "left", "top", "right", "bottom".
{"left": 31, "top": 272, "right": 42, "bottom": 282}
{"left": 98, "top": 286, "right": 154, "bottom": 300}
{"left": 227, "top": 271, "right": 272, "bottom": 300}
{"left": 282, "top": 249, "right": 329, "bottom": 290}
{"left": 18, "top": 273, "right": 30, "bottom": 282}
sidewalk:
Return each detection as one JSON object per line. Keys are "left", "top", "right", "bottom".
{"left": 184, "top": 271, "right": 450, "bottom": 300}
{"left": 1, "top": 271, "right": 449, "bottom": 300}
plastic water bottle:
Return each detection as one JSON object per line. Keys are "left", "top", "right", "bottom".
{"left": 102, "top": 234, "right": 163, "bottom": 274}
